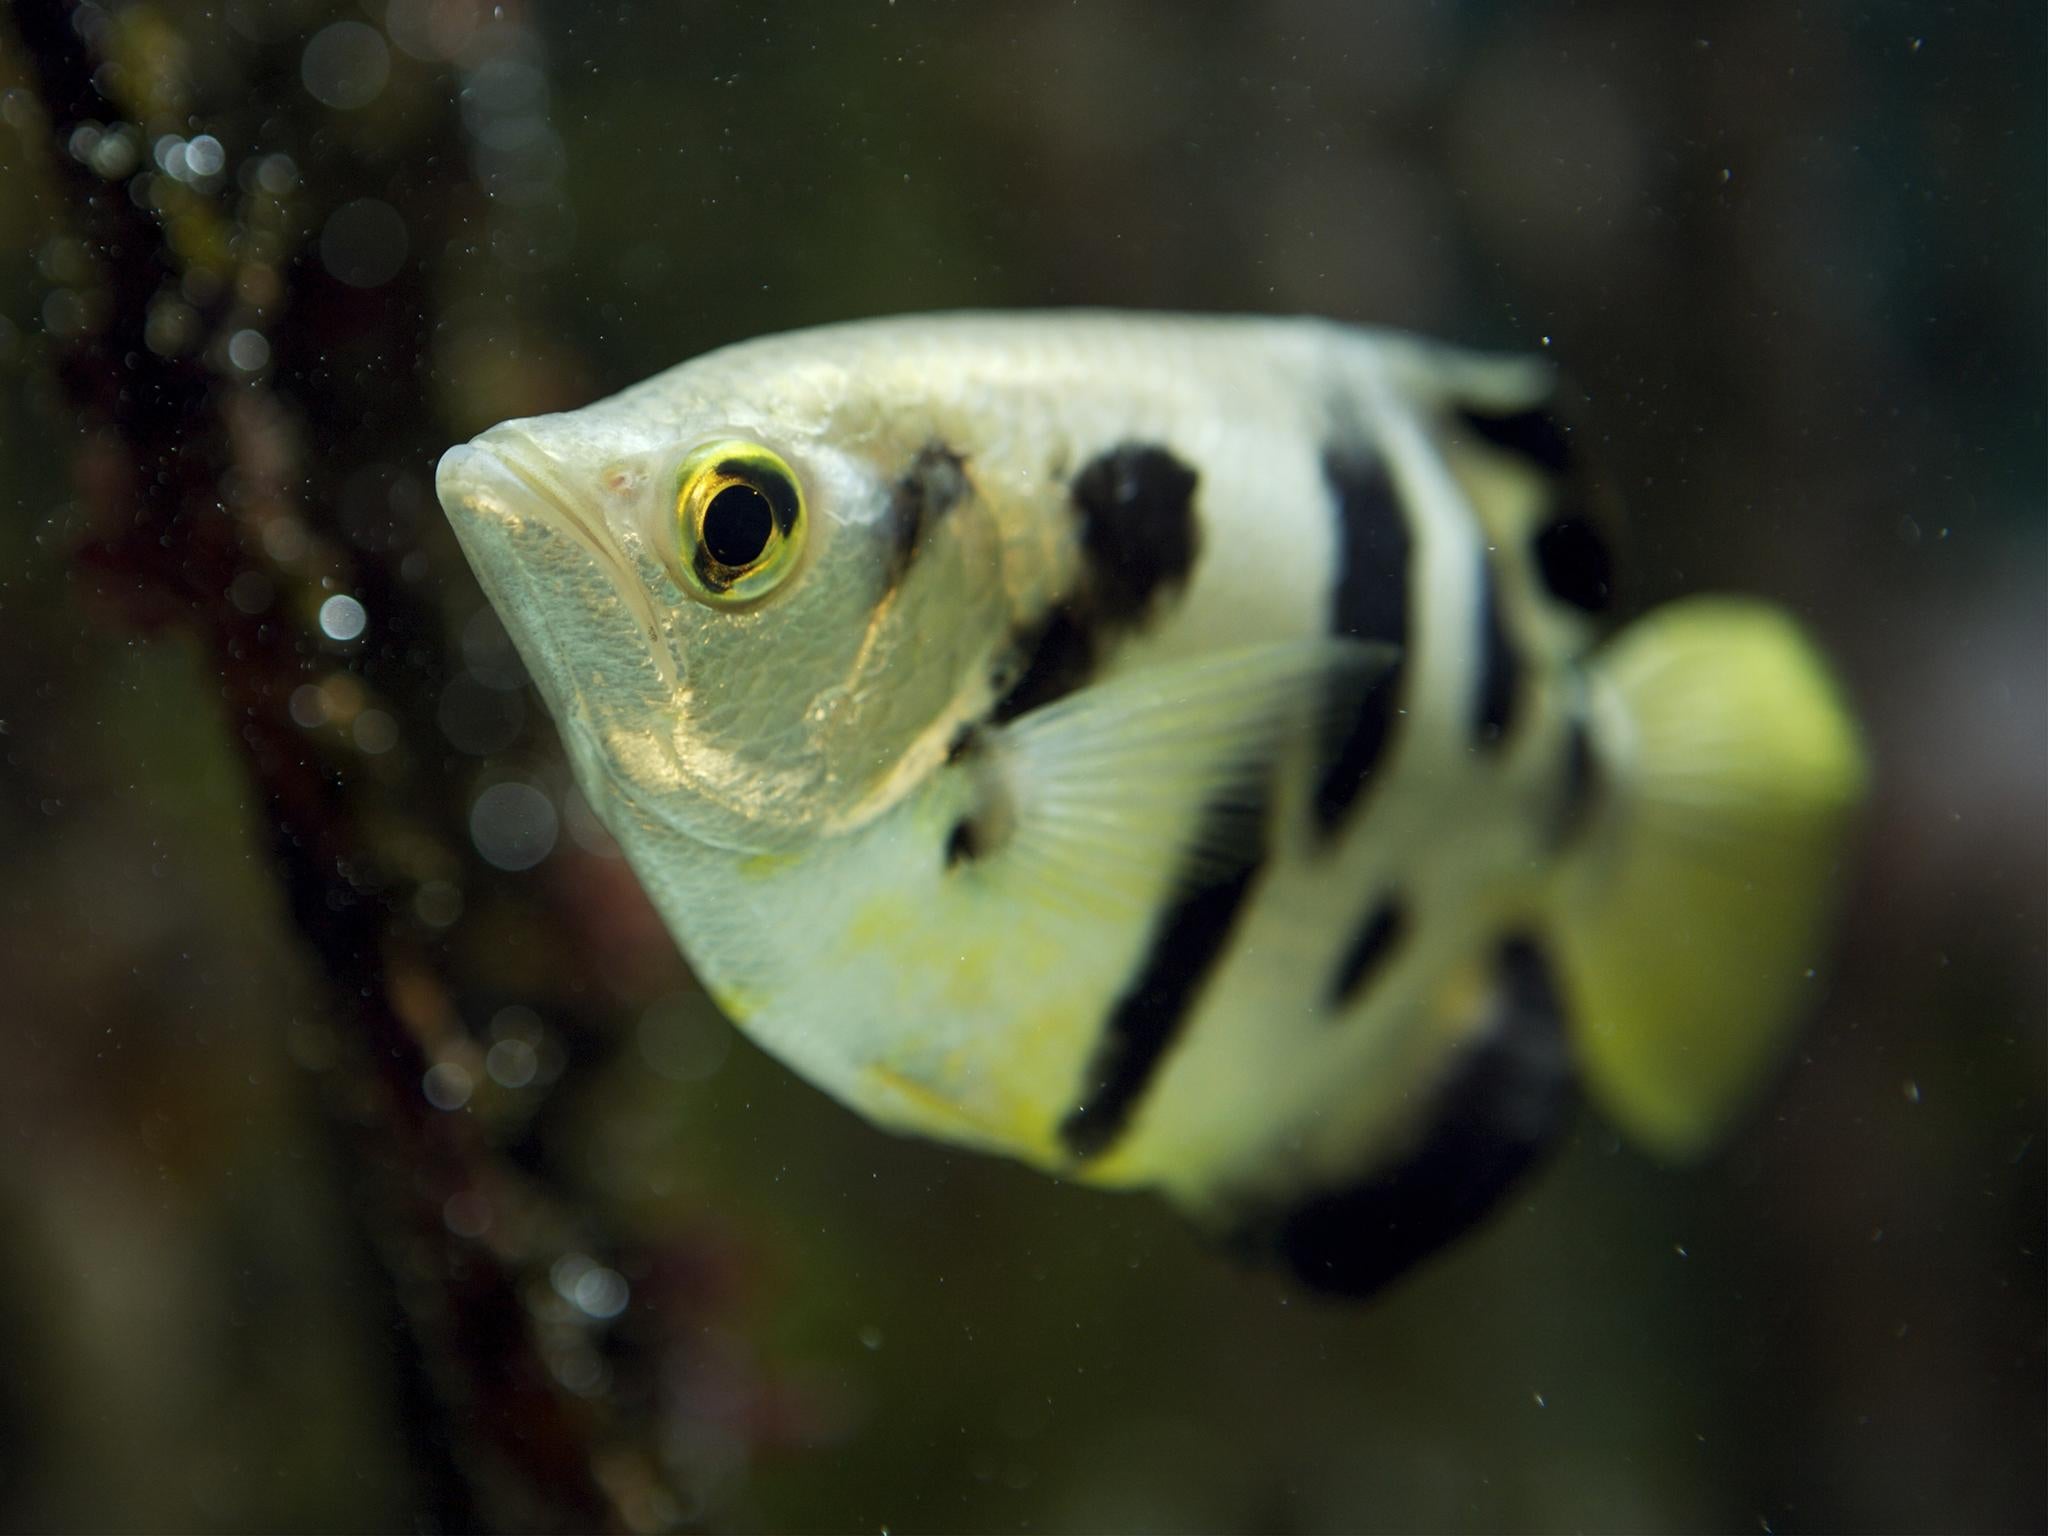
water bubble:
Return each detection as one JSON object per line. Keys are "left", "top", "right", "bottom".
{"left": 144, "top": 295, "right": 200, "bottom": 357}
{"left": 484, "top": 1037, "right": 538, "bottom": 1088}
{"left": 638, "top": 995, "right": 732, "bottom": 1083}
{"left": 87, "top": 124, "right": 138, "bottom": 179}
{"left": 302, "top": 21, "right": 391, "bottom": 110}
{"left": 386, "top": 0, "right": 477, "bottom": 62}
{"left": 352, "top": 708, "right": 399, "bottom": 754}
{"left": 318, "top": 593, "right": 368, "bottom": 641}
{"left": 260, "top": 515, "right": 308, "bottom": 563}
{"left": 490, "top": 1003, "right": 544, "bottom": 1044}
{"left": 153, "top": 134, "right": 190, "bottom": 178}
{"left": 41, "top": 289, "right": 88, "bottom": 339}
{"left": 320, "top": 197, "right": 409, "bottom": 289}
{"left": 462, "top": 56, "right": 549, "bottom": 141}
{"left": 413, "top": 879, "right": 463, "bottom": 927}
{"left": 288, "top": 684, "right": 327, "bottom": 728}
{"left": 562, "top": 785, "right": 621, "bottom": 857}
{"left": 437, "top": 673, "right": 525, "bottom": 755}
{"left": 255, "top": 153, "right": 297, "bottom": 195}
{"left": 469, "top": 781, "right": 557, "bottom": 870}
{"left": 226, "top": 570, "right": 273, "bottom": 614}
{"left": 443, "top": 1189, "right": 491, "bottom": 1238}
{"left": 550, "top": 1344, "right": 607, "bottom": 1396}
{"left": 227, "top": 328, "right": 271, "bottom": 372}
{"left": 184, "top": 134, "right": 226, "bottom": 178}
{"left": 460, "top": 607, "right": 527, "bottom": 689}
{"left": 422, "top": 1060, "right": 473, "bottom": 1110}
{"left": 571, "top": 1266, "right": 629, "bottom": 1320}
{"left": 339, "top": 462, "right": 428, "bottom": 551}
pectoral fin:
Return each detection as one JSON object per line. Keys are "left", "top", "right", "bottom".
{"left": 956, "top": 639, "right": 1399, "bottom": 916}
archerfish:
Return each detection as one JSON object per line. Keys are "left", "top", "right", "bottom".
{"left": 436, "top": 312, "right": 1865, "bottom": 1296}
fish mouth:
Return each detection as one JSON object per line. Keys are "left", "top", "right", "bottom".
{"left": 437, "top": 429, "right": 620, "bottom": 574}
{"left": 435, "top": 430, "right": 677, "bottom": 691}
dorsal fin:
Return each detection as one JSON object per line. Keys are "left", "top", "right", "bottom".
{"left": 1421, "top": 350, "right": 1625, "bottom": 627}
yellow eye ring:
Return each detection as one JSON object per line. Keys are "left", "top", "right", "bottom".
{"left": 672, "top": 440, "right": 806, "bottom": 604}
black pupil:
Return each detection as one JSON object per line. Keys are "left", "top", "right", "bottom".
{"left": 702, "top": 482, "right": 776, "bottom": 568}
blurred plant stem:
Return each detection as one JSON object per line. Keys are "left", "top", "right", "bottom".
{"left": 6, "top": 3, "right": 689, "bottom": 1528}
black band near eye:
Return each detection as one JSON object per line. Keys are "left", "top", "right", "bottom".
{"left": 702, "top": 482, "right": 776, "bottom": 568}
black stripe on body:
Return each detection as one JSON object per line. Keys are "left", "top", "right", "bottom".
{"left": 985, "top": 444, "right": 1203, "bottom": 726}
{"left": 1239, "top": 934, "right": 1578, "bottom": 1298}
{"left": 1327, "top": 896, "right": 1406, "bottom": 1012}
{"left": 883, "top": 443, "right": 970, "bottom": 586}
{"left": 1314, "top": 451, "right": 1410, "bottom": 836}
{"left": 1059, "top": 790, "right": 1271, "bottom": 1161}
{"left": 1471, "top": 552, "right": 1523, "bottom": 749}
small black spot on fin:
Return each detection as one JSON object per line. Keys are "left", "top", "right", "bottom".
{"left": 1232, "top": 935, "right": 1577, "bottom": 1299}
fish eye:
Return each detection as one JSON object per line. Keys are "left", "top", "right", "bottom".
{"left": 671, "top": 440, "right": 806, "bottom": 604}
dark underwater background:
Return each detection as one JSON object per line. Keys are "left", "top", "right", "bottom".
{"left": 0, "top": 1, "right": 2040, "bottom": 1530}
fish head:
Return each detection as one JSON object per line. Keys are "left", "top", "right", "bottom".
{"left": 435, "top": 360, "right": 1014, "bottom": 852}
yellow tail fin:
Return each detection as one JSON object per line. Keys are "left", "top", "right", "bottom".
{"left": 1554, "top": 597, "right": 1868, "bottom": 1158}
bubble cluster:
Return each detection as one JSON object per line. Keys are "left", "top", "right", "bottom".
{"left": 551, "top": 1252, "right": 631, "bottom": 1322}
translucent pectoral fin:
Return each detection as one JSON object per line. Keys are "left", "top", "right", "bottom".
{"left": 967, "top": 639, "right": 1400, "bottom": 915}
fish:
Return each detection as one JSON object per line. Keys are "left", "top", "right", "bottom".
{"left": 435, "top": 311, "right": 1866, "bottom": 1296}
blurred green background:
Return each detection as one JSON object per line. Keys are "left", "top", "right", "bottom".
{"left": 0, "top": 0, "right": 2041, "bottom": 1530}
